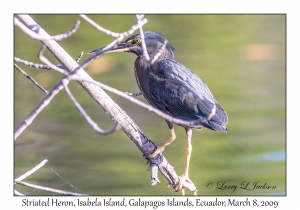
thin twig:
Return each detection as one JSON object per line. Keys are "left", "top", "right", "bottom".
{"left": 135, "top": 14, "right": 144, "bottom": 20}
{"left": 14, "top": 189, "right": 25, "bottom": 196}
{"left": 75, "top": 52, "right": 84, "bottom": 63}
{"left": 14, "top": 180, "right": 87, "bottom": 196}
{"left": 15, "top": 159, "right": 48, "bottom": 181}
{"left": 62, "top": 78, "right": 122, "bottom": 135}
{"left": 14, "top": 64, "right": 49, "bottom": 95}
{"left": 38, "top": 45, "right": 68, "bottom": 74}
{"left": 14, "top": 52, "right": 84, "bottom": 70}
{"left": 51, "top": 20, "right": 80, "bottom": 41}
{"left": 15, "top": 17, "right": 48, "bottom": 41}
{"left": 49, "top": 166, "right": 82, "bottom": 192}
{"left": 15, "top": 14, "right": 197, "bottom": 194}
{"left": 80, "top": 15, "right": 120, "bottom": 38}
{"left": 14, "top": 15, "right": 148, "bottom": 140}
{"left": 136, "top": 14, "right": 150, "bottom": 62}
{"left": 14, "top": 16, "right": 147, "bottom": 139}
{"left": 15, "top": 17, "right": 80, "bottom": 41}
{"left": 69, "top": 74, "right": 216, "bottom": 128}
{"left": 14, "top": 79, "right": 65, "bottom": 140}
{"left": 15, "top": 62, "right": 215, "bottom": 143}
{"left": 14, "top": 159, "right": 48, "bottom": 196}
{"left": 14, "top": 57, "right": 53, "bottom": 70}
{"left": 86, "top": 18, "right": 148, "bottom": 67}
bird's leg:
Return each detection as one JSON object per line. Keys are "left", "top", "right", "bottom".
{"left": 182, "top": 128, "right": 193, "bottom": 182}
{"left": 145, "top": 128, "right": 174, "bottom": 169}
{"left": 148, "top": 127, "right": 176, "bottom": 159}
{"left": 178, "top": 128, "right": 197, "bottom": 195}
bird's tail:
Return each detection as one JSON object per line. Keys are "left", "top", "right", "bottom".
{"left": 205, "top": 103, "right": 228, "bottom": 133}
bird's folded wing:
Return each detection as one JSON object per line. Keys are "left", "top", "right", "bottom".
{"left": 149, "top": 59, "right": 228, "bottom": 130}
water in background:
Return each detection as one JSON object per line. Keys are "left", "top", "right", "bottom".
{"left": 14, "top": 14, "right": 285, "bottom": 195}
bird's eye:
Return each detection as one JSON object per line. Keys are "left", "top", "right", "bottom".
{"left": 133, "top": 38, "right": 141, "bottom": 44}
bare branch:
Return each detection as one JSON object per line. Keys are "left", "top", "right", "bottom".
{"left": 15, "top": 14, "right": 197, "bottom": 194}
{"left": 51, "top": 20, "right": 80, "bottom": 41}
{"left": 149, "top": 164, "right": 160, "bottom": 185}
{"left": 86, "top": 17, "right": 148, "bottom": 67}
{"left": 62, "top": 78, "right": 121, "bottom": 135}
{"left": 20, "top": 46, "right": 121, "bottom": 136}
{"left": 15, "top": 159, "right": 48, "bottom": 181}
{"left": 69, "top": 74, "right": 216, "bottom": 128}
{"left": 15, "top": 17, "right": 48, "bottom": 41}
{"left": 14, "top": 180, "right": 87, "bottom": 196}
{"left": 15, "top": 17, "right": 80, "bottom": 41}
{"left": 49, "top": 167, "right": 82, "bottom": 192}
{"left": 75, "top": 52, "right": 84, "bottom": 63}
{"left": 80, "top": 15, "right": 121, "bottom": 38}
{"left": 14, "top": 80, "right": 65, "bottom": 140}
{"left": 14, "top": 64, "right": 49, "bottom": 95}
{"left": 14, "top": 61, "right": 212, "bottom": 149}
{"left": 38, "top": 45, "right": 68, "bottom": 74}
{"left": 136, "top": 14, "right": 151, "bottom": 62}
{"left": 135, "top": 14, "right": 144, "bottom": 20}
{"left": 14, "top": 189, "right": 25, "bottom": 196}
{"left": 14, "top": 159, "right": 48, "bottom": 196}
{"left": 14, "top": 57, "right": 53, "bottom": 70}
{"left": 14, "top": 52, "right": 84, "bottom": 70}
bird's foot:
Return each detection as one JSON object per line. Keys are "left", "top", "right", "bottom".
{"left": 148, "top": 145, "right": 165, "bottom": 158}
{"left": 144, "top": 146, "right": 163, "bottom": 171}
{"left": 178, "top": 175, "right": 197, "bottom": 196}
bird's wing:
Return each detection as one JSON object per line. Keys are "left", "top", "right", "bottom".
{"left": 149, "top": 59, "right": 228, "bottom": 130}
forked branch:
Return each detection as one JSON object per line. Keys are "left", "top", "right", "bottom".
{"left": 14, "top": 14, "right": 198, "bottom": 194}
{"left": 14, "top": 159, "right": 86, "bottom": 195}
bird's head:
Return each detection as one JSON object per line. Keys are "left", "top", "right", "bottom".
{"left": 89, "top": 31, "right": 175, "bottom": 60}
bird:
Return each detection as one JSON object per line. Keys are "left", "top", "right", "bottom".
{"left": 89, "top": 31, "right": 228, "bottom": 195}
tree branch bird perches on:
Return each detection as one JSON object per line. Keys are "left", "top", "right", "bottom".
{"left": 90, "top": 31, "right": 228, "bottom": 195}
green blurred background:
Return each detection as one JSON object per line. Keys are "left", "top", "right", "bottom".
{"left": 14, "top": 14, "right": 285, "bottom": 196}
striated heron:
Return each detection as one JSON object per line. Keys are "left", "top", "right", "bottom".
{"left": 89, "top": 31, "right": 228, "bottom": 195}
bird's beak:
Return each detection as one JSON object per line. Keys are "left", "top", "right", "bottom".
{"left": 88, "top": 42, "right": 135, "bottom": 55}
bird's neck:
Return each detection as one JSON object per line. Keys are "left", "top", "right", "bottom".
{"left": 140, "top": 44, "right": 174, "bottom": 61}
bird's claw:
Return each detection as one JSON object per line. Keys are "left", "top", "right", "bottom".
{"left": 177, "top": 175, "right": 197, "bottom": 196}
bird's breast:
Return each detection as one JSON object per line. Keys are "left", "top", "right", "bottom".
{"left": 134, "top": 59, "right": 153, "bottom": 105}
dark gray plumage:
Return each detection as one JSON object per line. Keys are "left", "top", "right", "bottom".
{"left": 90, "top": 31, "right": 228, "bottom": 195}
